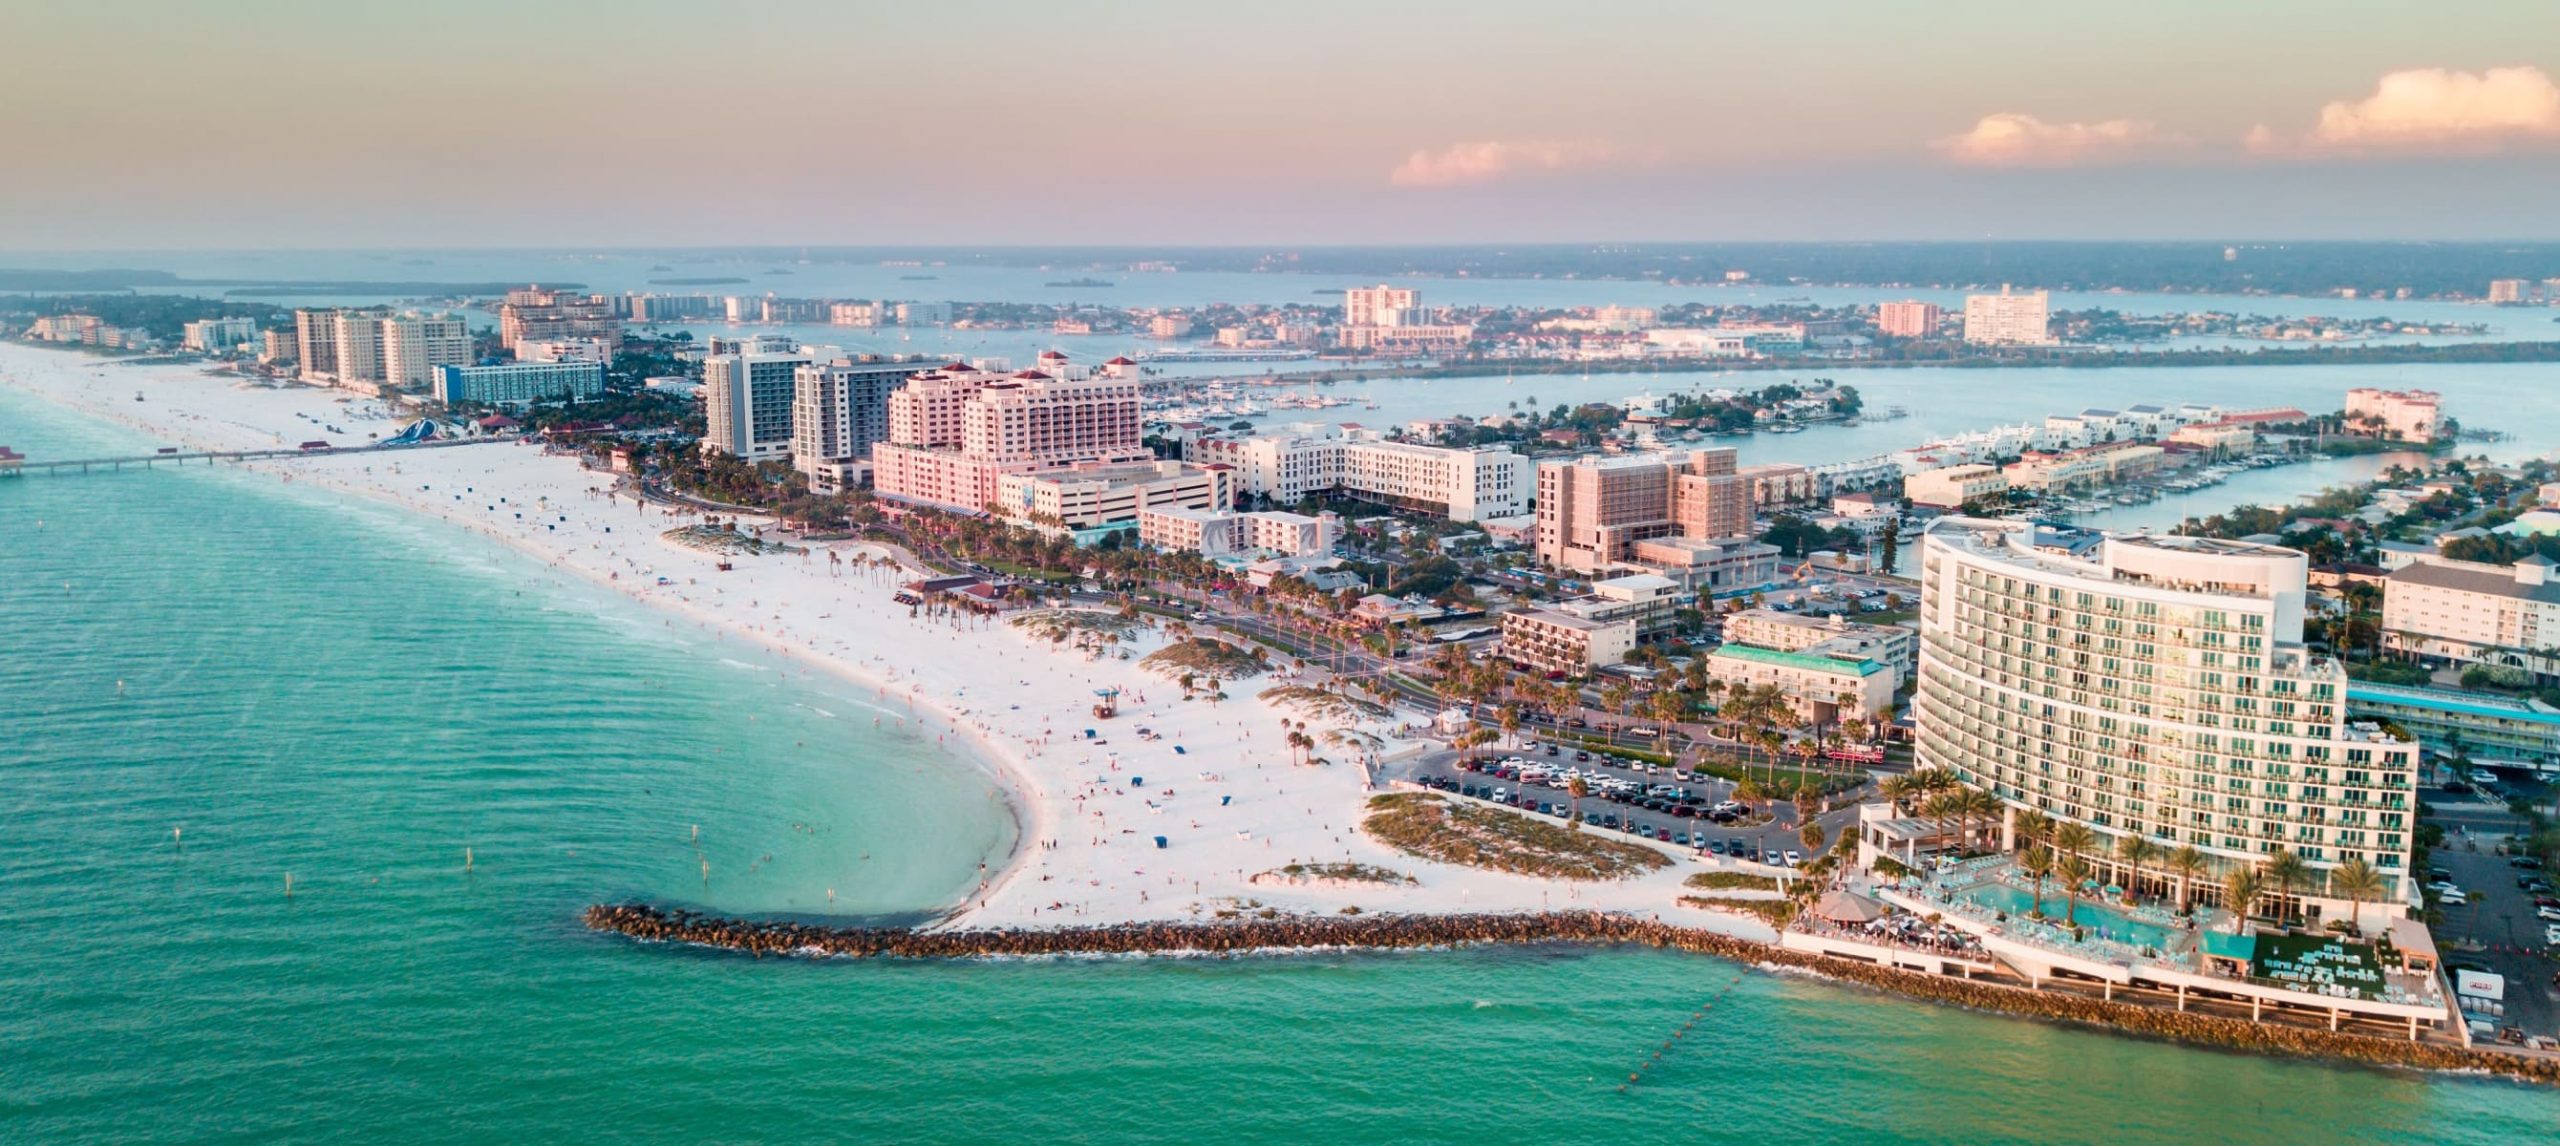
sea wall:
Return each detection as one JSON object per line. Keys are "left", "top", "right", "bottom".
{"left": 582, "top": 903, "right": 2558, "bottom": 1085}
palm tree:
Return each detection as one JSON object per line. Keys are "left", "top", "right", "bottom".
{"left": 1733, "top": 778, "right": 1766, "bottom": 820}
{"left": 1922, "top": 791, "right": 1960, "bottom": 857}
{"left": 2166, "top": 845, "right": 2207, "bottom": 915}
{"left": 2263, "top": 849, "right": 2311, "bottom": 928}
{"left": 2057, "top": 854, "right": 2093, "bottom": 929}
{"left": 1877, "top": 773, "right": 1920, "bottom": 815}
{"left": 2222, "top": 868, "right": 2265, "bottom": 933}
{"left": 2018, "top": 843, "right": 2055, "bottom": 919}
{"left": 2051, "top": 823, "right": 2097, "bottom": 872}
{"left": 1566, "top": 775, "right": 1589, "bottom": 831}
{"left": 1498, "top": 705, "right": 1522, "bottom": 752}
{"left": 1959, "top": 788, "right": 2002, "bottom": 855}
{"left": 1800, "top": 820, "right": 1827, "bottom": 856}
{"left": 2013, "top": 808, "right": 2053, "bottom": 855}
{"left": 2116, "top": 836, "right": 2160, "bottom": 905}
{"left": 2329, "top": 858, "right": 2386, "bottom": 937}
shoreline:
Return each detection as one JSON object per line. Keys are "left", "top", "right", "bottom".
{"left": 0, "top": 341, "right": 1737, "bottom": 935}
{"left": 581, "top": 902, "right": 2560, "bottom": 1086}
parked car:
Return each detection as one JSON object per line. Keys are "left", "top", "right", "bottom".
{"left": 1784, "top": 850, "right": 1803, "bottom": 866}
{"left": 2440, "top": 889, "right": 2469, "bottom": 906}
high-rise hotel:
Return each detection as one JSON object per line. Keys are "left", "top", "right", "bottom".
{"left": 1914, "top": 519, "right": 2421, "bottom": 907}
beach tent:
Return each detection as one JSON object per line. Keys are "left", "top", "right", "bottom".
{"left": 1813, "top": 889, "right": 1887, "bottom": 924}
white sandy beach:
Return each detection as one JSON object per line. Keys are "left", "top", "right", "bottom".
{"left": 0, "top": 343, "right": 1775, "bottom": 941}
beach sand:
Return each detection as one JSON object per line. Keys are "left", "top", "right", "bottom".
{"left": 0, "top": 344, "right": 1773, "bottom": 940}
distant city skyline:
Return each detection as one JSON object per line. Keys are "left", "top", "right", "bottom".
{"left": 5, "top": 1, "right": 2558, "bottom": 248}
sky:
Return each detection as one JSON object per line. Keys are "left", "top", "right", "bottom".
{"left": 5, "top": 0, "right": 2559, "bottom": 249}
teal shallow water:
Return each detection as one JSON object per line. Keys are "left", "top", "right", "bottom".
{"left": 3, "top": 380, "right": 2558, "bottom": 1144}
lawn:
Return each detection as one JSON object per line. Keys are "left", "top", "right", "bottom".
{"left": 1362, "top": 792, "right": 1672, "bottom": 881}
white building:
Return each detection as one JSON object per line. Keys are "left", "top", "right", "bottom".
{"left": 1916, "top": 518, "right": 2423, "bottom": 903}
{"left": 181, "top": 317, "right": 260, "bottom": 354}
{"left": 381, "top": 313, "right": 472, "bottom": 390}
{"left": 1188, "top": 426, "right": 1530, "bottom": 521}
{"left": 514, "top": 337, "right": 615, "bottom": 364}
{"left": 1962, "top": 285, "right": 2053, "bottom": 346}
{"left": 995, "top": 460, "right": 1231, "bottom": 534}
{"left": 2344, "top": 388, "right": 2444, "bottom": 444}
{"left": 1342, "top": 284, "right": 1421, "bottom": 327}
{"left": 2381, "top": 554, "right": 2560, "bottom": 682}
{"left": 1138, "top": 506, "right": 1339, "bottom": 558}
{"left": 1724, "top": 608, "right": 1918, "bottom": 685}
{"left": 701, "top": 340, "right": 813, "bottom": 461}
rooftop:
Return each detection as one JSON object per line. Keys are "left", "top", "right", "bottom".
{"left": 1708, "top": 643, "right": 1883, "bottom": 677}
{"left": 2347, "top": 682, "right": 2560, "bottom": 726}
{"left": 2389, "top": 559, "right": 2560, "bottom": 605}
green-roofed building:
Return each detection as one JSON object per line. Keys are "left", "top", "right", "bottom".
{"left": 1706, "top": 641, "right": 1896, "bottom": 723}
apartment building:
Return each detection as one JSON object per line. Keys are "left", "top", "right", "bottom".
{"left": 1904, "top": 463, "right": 2010, "bottom": 510}
{"left": 181, "top": 317, "right": 259, "bottom": 353}
{"left": 381, "top": 313, "right": 472, "bottom": 390}
{"left": 1962, "top": 285, "right": 2053, "bottom": 346}
{"left": 2381, "top": 554, "right": 2560, "bottom": 682}
{"left": 1875, "top": 300, "right": 1944, "bottom": 338}
{"left": 1915, "top": 518, "right": 2423, "bottom": 902}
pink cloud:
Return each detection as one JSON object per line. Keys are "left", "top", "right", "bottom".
{"left": 2257, "top": 66, "right": 2560, "bottom": 155}
{"left": 1388, "top": 139, "right": 1619, "bottom": 188}
{"left": 1934, "top": 113, "right": 2179, "bottom": 167}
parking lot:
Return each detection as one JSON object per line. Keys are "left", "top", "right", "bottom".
{"left": 1389, "top": 743, "right": 1863, "bottom": 870}
{"left": 2428, "top": 832, "right": 2560, "bottom": 1041}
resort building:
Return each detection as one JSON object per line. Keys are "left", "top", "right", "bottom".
{"left": 1534, "top": 449, "right": 1749, "bottom": 573}
{"left": 996, "top": 460, "right": 1231, "bottom": 535}
{"left": 432, "top": 361, "right": 606, "bottom": 407}
{"left": 381, "top": 313, "right": 472, "bottom": 390}
{"left": 497, "top": 286, "right": 619, "bottom": 351}
{"left": 1723, "top": 608, "right": 1918, "bottom": 686}
{"left": 1705, "top": 643, "right": 1896, "bottom": 722}
{"left": 872, "top": 359, "right": 1162, "bottom": 516}
{"left": 1138, "top": 506, "right": 1338, "bottom": 559}
{"left": 1914, "top": 518, "right": 2424, "bottom": 905}
{"left": 513, "top": 337, "right": 614, "bottom": 364}
{"left": 2345, "top": 681, "right": 2560, "bottom": 772}
{"left": 1188, "top": 426, "right": 1530, "bottom": 521}
{"left": 1903, "top": 463, "right": 2009, "bottom": 510}
{"left": 1342, "top": 284, "right": 1421, "bottom": 328}
{"left": 1875, "top": 300, "right": 1944, "bottom": 338}
{"left": 181, "top": 317, "right": 259, "bottom": 354}
{"left": 2344, "top": 388, "right": 2444, "bottom": 444}
{"left": 1962, "top": 285, "right": 2054, "bottom": 346}
{"left": 2380, "top": 554, "right": 2560, "bottom": 683}
{"left": 790, "top": 356, "right": 923, "bottom": 494}
{"left": 700, "top": 338, "right": 812, "bottom": 461}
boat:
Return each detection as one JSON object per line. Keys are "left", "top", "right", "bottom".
{"left": 134, "top": 391, "right": 144, "bottom": 402}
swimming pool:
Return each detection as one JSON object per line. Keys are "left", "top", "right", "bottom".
{"left": 1959, "top": 882, "right": 2177, "bottom": 952}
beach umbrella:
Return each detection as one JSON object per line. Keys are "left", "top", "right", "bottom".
{"left": 1813, "top": 889, "right": 1887, "bottom": 924}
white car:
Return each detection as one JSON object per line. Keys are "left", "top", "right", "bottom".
{"left": 2440, "top": 889, "right": 2468, "bottom": 906}
{"left": 1784, "top": 850, "right": 1804, "bottom": 866}
{"left": 2426, "top": 879, "right": 2459, "bottom": 893}
{"left": 2538, "top": 906, "right": 2560, "bottom": 923}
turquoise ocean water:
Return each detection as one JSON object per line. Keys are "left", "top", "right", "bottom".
{"left": 3, "top": 381, "right": 2557, "bottom": 1143}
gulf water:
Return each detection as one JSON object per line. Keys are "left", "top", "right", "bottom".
{"left": 4, "top": 382, "right": 2558, "bottom": 1143}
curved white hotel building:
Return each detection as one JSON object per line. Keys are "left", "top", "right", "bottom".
{"left": 1914, "top": 519, "right": 2420, "bottom": 907}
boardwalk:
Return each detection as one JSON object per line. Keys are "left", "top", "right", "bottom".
{"left": 0, "top": 436, "right": 497, "bottom": 477}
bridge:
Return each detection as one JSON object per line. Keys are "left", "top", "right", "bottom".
{"left": 0, "top": 435, "right": 497, "bottom": 477}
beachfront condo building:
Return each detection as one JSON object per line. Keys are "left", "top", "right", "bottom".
{"left": 2380, "top": 554, "right": 2560, "bottom": 683}
{"left": 1962, "top": 285, "right": 2054, "bottom": 346}
{"left": 871, "top": 358, "right": 1158, "bottom": 515}
{"left": 181, "top": 317, "right": 260, "bottom": 354}
{"left": 382, "top": 313, "right": 472, "bottom": 390}
{"left": 1914, "top": 518, "right": 2423, "bottom": 908}
{"left": 1187, "top": 426, "right": 1530, "bottom": 522}
{"left": 790, "top": 356, "right": 925, "bottom": 494}
{"left": 996, "top": 460, "right": 1231, "bottom": 535}
{"left": 433, "top": 361, "right": 605, "bottom": 407}
{"left": 498, "top": 286, "right": 620, "bottom": 351}
{"left": 1534, "top": 448, "right": 1749, "bottom": 573}
{"left": 700, "top": 340, "right": 812, "bottom": 461}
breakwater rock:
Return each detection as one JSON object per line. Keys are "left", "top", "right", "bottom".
{"left": 583, "top": 903, "right": 2560, "bottom": 1085}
